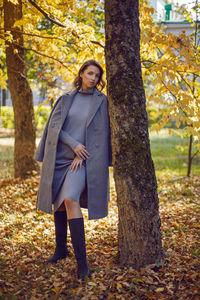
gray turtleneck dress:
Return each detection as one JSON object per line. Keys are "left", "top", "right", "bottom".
{"left": 52, "top": 88, "right": 94, "bottom": 212}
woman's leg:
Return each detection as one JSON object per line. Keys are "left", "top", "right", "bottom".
{"left": 48, "top": 202, "right": 69, "bottom": 263}
{"left": 64, "top": 198, "right": 82, "bottom": 219}
{"left": 65, "top": 198, "right": 90, "bottom": 280}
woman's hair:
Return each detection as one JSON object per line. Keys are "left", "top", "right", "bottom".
{"left": 73, "top": 60, "right": 105, "bottom": 91}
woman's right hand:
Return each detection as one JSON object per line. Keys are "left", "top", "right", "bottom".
{"left": 74, "top": 143, "right": 89, "bottom": 160}
{"left": 70, "top": 156, "right": 83, "bottom": 172}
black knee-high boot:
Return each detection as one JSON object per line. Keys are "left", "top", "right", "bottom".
{"left": 48, "top": 210, "right": 69, "bottom": 263}
{"left": 68, "top": 218, "right": 91, "bottom": 280}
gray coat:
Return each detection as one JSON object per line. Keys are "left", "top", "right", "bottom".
{"left": 35, "top": 87, "right": 112, "bottom": 220}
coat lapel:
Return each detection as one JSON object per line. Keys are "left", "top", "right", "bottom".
{"left": 61, "top": 88, "right": 78, "bottom": 125}
{"left": 86, "top": 88, "right": 104, "bottom": 128}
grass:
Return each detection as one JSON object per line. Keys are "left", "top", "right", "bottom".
{"left": 0, "top": 129, "right": 42, "bottom": 179}
{"left": 0, "top": 128, "right": 199, "bottom": 179}
{"left": 0, "top": 129, "right": 14, "bottom": 179}
{"left": 150, "top": 129, "right": 200, "bottom": 175}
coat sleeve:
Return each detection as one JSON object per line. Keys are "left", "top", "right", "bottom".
{"left": 34, "top": 96, "right": 62, "bottom": 162}
{"left": 59, "top": 130, "right": 79, "bottom": 150}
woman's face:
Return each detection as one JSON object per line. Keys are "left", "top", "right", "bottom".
{"left": 80, "top": 65, "right": 100, "bottom": 90}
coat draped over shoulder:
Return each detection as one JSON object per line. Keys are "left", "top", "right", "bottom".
{"left": 35, "top": 88, "right": 112, "bottom": 220}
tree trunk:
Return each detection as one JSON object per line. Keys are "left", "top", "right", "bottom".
{"left": 105, "top": 0, "right": 164, "bottom": 269}
{"left": 2, "top": 89, "right": 7, "bottom": 106}
{"left": 4, "top": 0, "right": 38, "bottom": 178}
{"left": 187, "top": 134, "right": 193, "bottom": 177}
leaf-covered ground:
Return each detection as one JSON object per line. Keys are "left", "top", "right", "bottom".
{"left": 0, "top": 171, "right": 199, "bottom": 299}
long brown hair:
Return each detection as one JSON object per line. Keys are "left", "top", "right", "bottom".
{"left": 73, "top": 60, "right": 105, "bottom": 91}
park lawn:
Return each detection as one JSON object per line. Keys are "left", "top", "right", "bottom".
{"left": 0, "top": 128, "right": 199, "bottom": 179}
{"left": 0, "top": 128, "right": 199, "bottom": 299}
{"left": 0, "top": 129, "right": 15, "bottom": 179}
{"left": 150, "top": 129, "right": 200, "bottom": 175}
{"left": 0, "top": 130, "right": 42, "bottom": 179}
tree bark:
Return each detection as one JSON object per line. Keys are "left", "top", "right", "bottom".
{"left": 4, "top": 0, "right": 38, "bottom": 178}
{"left": 2, "top": 89, "right": 7, "bottom": 106}
{"left": 187, "top": 134, "right": 193, "bottom": 177}
{"left": 105, "top": 0, "right": 164, "bottom": 269}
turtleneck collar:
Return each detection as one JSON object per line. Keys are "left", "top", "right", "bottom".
{"left": 78, "top": 87, "right": 95, "bottom": 95}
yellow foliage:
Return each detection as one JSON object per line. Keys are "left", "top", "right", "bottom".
{"left": 8, "top": 0, "right": 18, "bottom": 4}
{"left": 0, "top": 69, "right": 7, "bottom": 89}
{"left": 1, "top": 0, "right": 199, "bottom": 147}
{"left": 140, "top": 0, "right": 200, "bottom": 148}
{"left": 1, "top": 0, "right": 106, "bottom": 95}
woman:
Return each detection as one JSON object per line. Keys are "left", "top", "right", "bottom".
{"left": 35, "top": 60, "right": 112, "bottom": 281}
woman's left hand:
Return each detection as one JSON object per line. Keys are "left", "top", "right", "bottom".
{"left": 70, "top": 156, "right": 83, "bottom": 172}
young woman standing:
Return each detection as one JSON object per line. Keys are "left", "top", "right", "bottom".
{"left": 35, "top": 60, "right": 112, "bottom": 281}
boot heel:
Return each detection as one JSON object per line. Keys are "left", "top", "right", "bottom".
{"left": 47, "top": 247, "right": 69, "bottom": 263}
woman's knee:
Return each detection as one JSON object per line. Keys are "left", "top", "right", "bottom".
{"left": 64, "top": 198, "right": 79, "bottom": 210}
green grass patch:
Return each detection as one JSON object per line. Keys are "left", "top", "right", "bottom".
{"left": 150, "top": 129, "right": 200, "bottom": 175}
{"left": 0, "top": 130, "right": 14, "bottom": 178}
{"left": 0, "top": 128, "right": 199, "bottom": 179}
{"left": 1, "top": 106, "right": 51, "bottom": 130}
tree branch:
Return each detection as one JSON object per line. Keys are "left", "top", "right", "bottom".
{"left": 91, "top": 40, "right": 105, "bottom": 48}
{"left": 161, "top": 79, "right": 188, "bottom": 118}
{"left": 191, "top": 150, "right": 199, "bottom": 161}
{"left": 177, "top": 70, "right": 200, "bottom": 78}
{"left": 10, "top": 28, "right": 77, "bottom": 44}
{"left": 141, "top": 58, "right": 200, "bottom": 78}
{"left": 27, "top": 0, "right": 66, "bottom": 28}
{"left": 23, "top": 45, "right": 74, "bottom": 73}
{"left": 141, "top": 58, "right": 157, "bottom": 64}
{"left": 0, "top": 34, "right": 76, "bottom": 75}
{"left": 177, "top": 70, "right": 198, "bottom": 102}
{"left": 161, "top": 80, "right": 179, "bottom": 102}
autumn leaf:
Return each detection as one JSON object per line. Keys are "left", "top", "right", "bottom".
{"left": 0, "top": 170, "right": 199, "bottom": 299}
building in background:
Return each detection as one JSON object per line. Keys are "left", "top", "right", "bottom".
{"left": 149, "top": 0, "right": 199, "bottom": 36}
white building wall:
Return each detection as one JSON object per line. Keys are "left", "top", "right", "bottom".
{"left": 161, "top": 21, "right": 200, "bottom": 36}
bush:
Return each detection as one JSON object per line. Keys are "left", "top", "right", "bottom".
{"left": 34, "top": 106, "right": 51, "bottom": 130}
{"left": 0, "top": 107, "right": 15, "bottom": 129}
{"left": 0, "top": 106, "right": 51, "bottom": 130}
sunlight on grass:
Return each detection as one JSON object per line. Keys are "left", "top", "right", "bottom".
{"left": 0, "top": 144, "right": 14, "bottom": 179}
{"left": 150, "top": 129, "right": 200, "bottom": 176}
{"left": 0, "top": 128, "right": 199, "bottom": 179}
{"left": 0, "top": 131, "right": 42, "bottom": 179}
